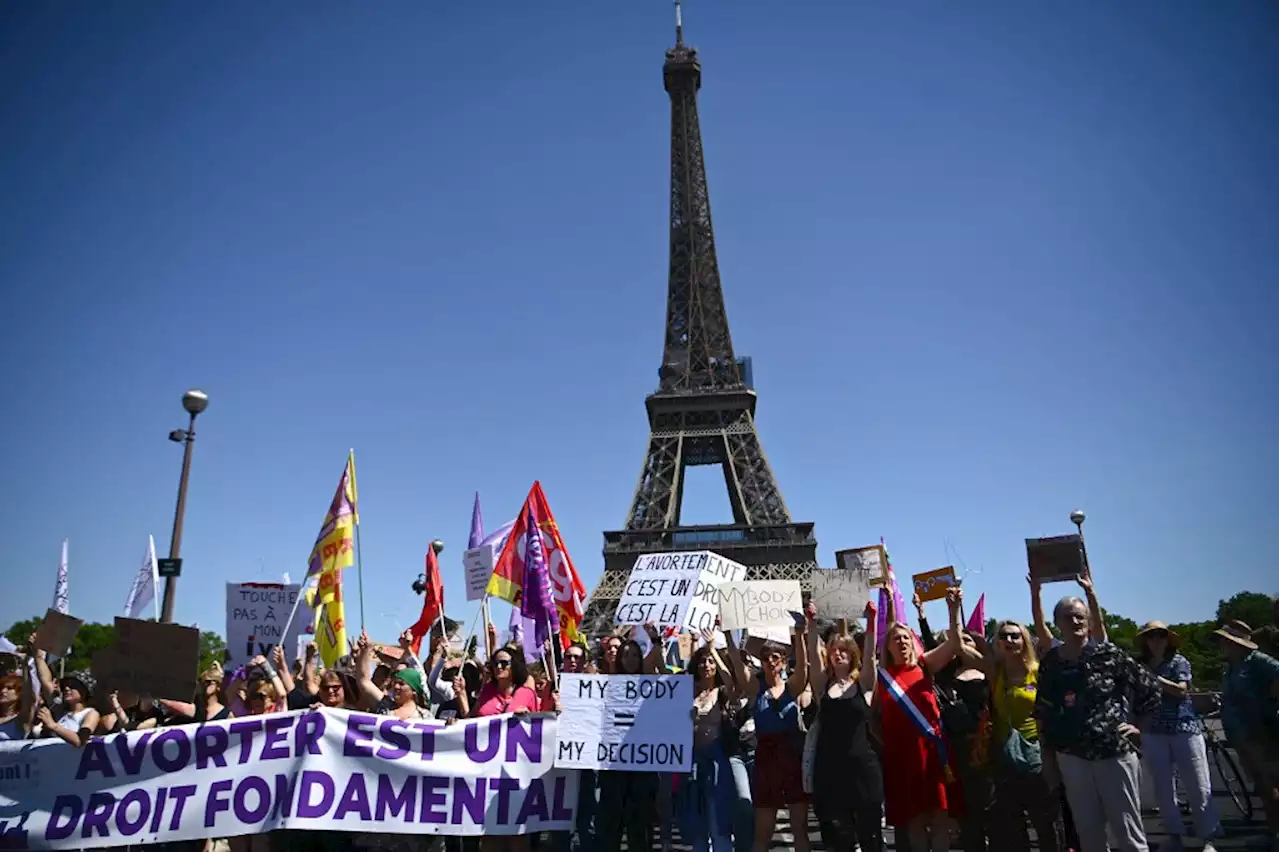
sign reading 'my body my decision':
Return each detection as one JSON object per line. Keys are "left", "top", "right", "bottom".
{"left": 555, "top": 674, "right": 692, "bottom": 773}
{"left": 0, "top": 708, "right": 576, "bottom": 847}
{"left": 226, "top": 583, "right": 314, "bottom": 670}
{"left": 717, "top": 581, "right": 802, "bottom": 631}
{"left": 613, "top": 551, "right": 746, "bottom": 632}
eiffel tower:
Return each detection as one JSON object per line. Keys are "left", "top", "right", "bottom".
{"left": 580, "top": 7, "right": 818, "bottom": 639}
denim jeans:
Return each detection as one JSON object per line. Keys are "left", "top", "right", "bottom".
{"left": 678, "top": 742, "right": 736, "bottom": 852}
{"left": 728, "top": 752, "right": 755, "bottom": 852}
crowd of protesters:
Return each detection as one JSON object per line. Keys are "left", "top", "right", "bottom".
{"left": 0, "top": 575, "right": 1276, "bottom": 852}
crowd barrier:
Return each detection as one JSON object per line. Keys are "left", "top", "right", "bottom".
{"left": 0, "top": 710, "right": 578, "bottom": 849}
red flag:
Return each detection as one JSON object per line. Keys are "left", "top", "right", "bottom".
{"left": 408, "top": 547, "right": 445, "bottom": 656}
{"left": 487, "top": 481, "right": 587, "bottom": 649}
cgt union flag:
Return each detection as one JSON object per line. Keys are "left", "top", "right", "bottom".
{"left": 486, "top": 482, "right": 586, "bottom": 649}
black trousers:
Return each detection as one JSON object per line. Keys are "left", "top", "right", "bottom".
{"left": 595, "top": 771, "right": 656, "bottom": 852}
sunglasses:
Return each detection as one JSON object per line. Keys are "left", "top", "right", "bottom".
{"left": 201, "top": 679, "right": 220, "bottom": 687}
{"left": 492, "top": 659, "right": 512, "bottom": 669}
{"left": 248, "top": 693, "right": 271, "bottom": 702}
{"left": 323, "top": 682, "right": 343, "bottom": 692}
{"left": 998, "top": 632, "right": 1021, "bottom": 642}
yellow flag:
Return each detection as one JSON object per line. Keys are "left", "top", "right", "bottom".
{"left": 305, "top": 453, "right": 358, "bottom": 668}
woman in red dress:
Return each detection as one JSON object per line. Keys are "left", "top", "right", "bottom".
{"left": 878, "top": 586, "right": 965, "bottom": 852}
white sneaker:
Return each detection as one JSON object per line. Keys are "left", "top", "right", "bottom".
{"left": 1200, "top": 842, "right": 1218, "bottom": 852}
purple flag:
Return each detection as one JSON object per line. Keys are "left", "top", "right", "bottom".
{"left": 468, "top": 492, "right": 484, "bottom": 550}
{"left": 520, "top": 506, "right": 556, "bottom": 651}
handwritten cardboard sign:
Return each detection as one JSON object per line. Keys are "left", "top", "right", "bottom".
{"left": 1026, "top": 535, "right": 1085, "bottom": 583}
{"left": 32, "top": 609, "right": 82, "bottom": 656}
{"left": 717, "top": 580, "right": 802, "bottom": 631}
{"left": 555, "top": 674, "right": 693, "bottom": 772}
{"left": 108, "top": 617, "right": 201, "bottom": 700}
{"left": 614, "top": 550, "right": 746, "bottom": 632}
{"left": 834, "top": 545, "right": 887, "bottom": 587}
{"left": 810, "top": 568, "right": 872, "bottom": 620}
{"left": 911, "top": 566, "right": 957, "bottom": 603}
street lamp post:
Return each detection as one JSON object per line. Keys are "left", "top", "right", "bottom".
{"left": 160, "top": 389, "right": 208, "bottom": 624}
{"left": 1070, "top": 509, "right": 1090, "bottom": 577}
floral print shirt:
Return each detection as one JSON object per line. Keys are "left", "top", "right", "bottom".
{"left": 1140, "top": 654, "right": 1201, "bottom": 736}
{"left": 1035, "top": 640, "right": 1161, "bottom": 760}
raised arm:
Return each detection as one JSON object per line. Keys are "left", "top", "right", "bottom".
{"left": 1027, "top": 575, "right": 1054, "bottom": 651}
{"left": 701, "top": 627, "right": 739, "bottom": 702}
{"left": 922, "top": 587, "right": 963, "bottom": 675}
{"left": 1076, "top": 573, "right": 1108, "bottom": 644}
{"left": 354, "top": 631, "right": 386, "bottom": 707}
{"left": 32, "top": 643, "right": 57, "bottom": 705}
{"left": 805, "top": 601, "right": 827, "bottom": 699}
{"left": 914, "top": 591, "right": 939, "bottom": 653}
{"left": 859, "top": 600, "right": 879, "bottom": 697}
{"left": 788, "top": 625, "right": 808, "bottom": 699}
{"left": 723, "top": 629, "right": 757, "bottom": 701}
{"left": 270, "top": 646, "right": 295, "bottom": 697}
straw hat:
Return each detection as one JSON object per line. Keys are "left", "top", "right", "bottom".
{"left": 1135, "top": 621, "right": 1179, "bottom": 649}
{"left": 1213, "top": 620, "right": 1258, "bottom": 651}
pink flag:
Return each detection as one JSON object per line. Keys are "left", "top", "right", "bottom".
{"left": 965, "top": 593, "right": 986, "bottom": 635}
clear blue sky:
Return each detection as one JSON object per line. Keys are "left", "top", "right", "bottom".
{"left": 2, "top": 2, "right": 1275, "bottom": 646}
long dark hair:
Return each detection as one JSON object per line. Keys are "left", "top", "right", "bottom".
{"left": 617, "top": 639, "right": 646, "bottom": 675}
{"left": 489, "top": 647, "right": 530, "bottom": 692}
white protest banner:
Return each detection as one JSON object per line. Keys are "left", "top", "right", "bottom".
{"left": 0, "top": 708, "right": 575, "bottom": 847}
{"left": 613, "top": 550, "right": 746, "bottom": 632}
{"left": 226, "top": 583, "right": 314, "bottom": 670}
{"left": 555, "top": 674, "right": 692, "bottom": 773}
{"left": 716, "top": 581, "right": 802, "bottom": 631}
{"left": 810, "top": 568, "right": 872, "bottom": 620}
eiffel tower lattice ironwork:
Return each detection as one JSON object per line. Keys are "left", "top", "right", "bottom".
{"left": 580, "top": 10, "right": 818, "bottom": 639}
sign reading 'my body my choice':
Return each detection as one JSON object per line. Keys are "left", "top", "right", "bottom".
{"left": 613, "top": 550, "right": 746, "bottom": 632}
{"left": 555, "top": 674, "right": 692, "bottom": 773}
{"left": 0, "top": 708, "right": 576, "bottom": 848}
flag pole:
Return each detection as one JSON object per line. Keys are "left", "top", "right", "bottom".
{"left": 350, "top": 449, "right": 365, "bottom": 632}
{"left": 279, "top": 578, "right": 311, "bottom": 649}
{"left": 481, "top": 595, "right": 494, "bottom": 658}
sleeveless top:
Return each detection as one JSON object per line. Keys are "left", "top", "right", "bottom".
{"left": 0, "top": 716, "right": 25, "bottom": 741}
{"left": 752, "top": 676, "right": 800, "bottom": 736}
{"left": 993, "top": 666, "right": 1039, "bottom": 744}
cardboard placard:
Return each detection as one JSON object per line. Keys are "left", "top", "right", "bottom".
{"left": 32, "top": 609, "right": 83, "bottom": 656}
{"left": 834, "top": 545, "right": 887, "bottom": 587}
{"left": 742, "top": 626, "right": 793, "bottom": 660}
{"left": 810, "top": 568, "right": 873, "bottom": 620}
{"left": 555, "top": 674, "right": 693, "bottom": 773}
{"left": 716, "top": 580, "right": 802, "bottom": 631}
{"left": 225, "top": 582, "right": 313, "bottom": 669}
{"left": 613, "top": 550, "right": 746, "bottom": 632}
{"left": 109, "top": 617, "right": 201, "bottom": 700}
{"left": 1026, "top": 535, "right": 1085, "bottom": 583}
{"left": 912, "top": 566, "right": 957, "bottom": 603}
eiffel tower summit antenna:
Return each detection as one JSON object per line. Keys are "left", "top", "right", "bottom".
{"left": 579, "top": 13, "right": 819, "bottom": 639}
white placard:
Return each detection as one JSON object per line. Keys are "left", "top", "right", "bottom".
{"left": 716, "top": 580, "right": 802, "bottom": 631}
{"left": 554, "top": 674, "right": 692, "bottom": 772}
{"left": 225, "top": 583, "right": 314, "bottom": 670}
{"left": 613, "top": 551, "right": 746, "bottom": 632}
{"left": 462, "top": 544, "right": 498, "bottom": 602}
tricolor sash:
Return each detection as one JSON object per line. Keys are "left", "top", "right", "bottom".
{"left": 878, "top": 666, "right": 954, "bottom": 782}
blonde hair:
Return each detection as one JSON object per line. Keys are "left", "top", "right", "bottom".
{"left": 993, "top": 620, "right": 1038, "bottom": 678}
{"left": 824, "top": 634, "right": 862, "bottom": 681}
{"left": 881, "top": 621, "right": 918, "bottom": 668}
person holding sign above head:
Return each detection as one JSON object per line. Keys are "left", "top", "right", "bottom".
{"left": 879, "top": 586, "right": 966, "bottom": 852}
{"left": 597, "top": 624, "right": 664, "bottom": 852}
{"left": 722, "top": 621, "right": 811, "bottom": 852}
{"left": 678, "top": 626, "right": 741, "bottom": 852}
{"left": 804, "top": 598, "right": 883, "bottom": 852}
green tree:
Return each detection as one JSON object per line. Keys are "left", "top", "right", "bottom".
{"left": 199, "top": 632, "right": 227, "bottom": 672}
{"left": 1101, "top": 609, "right": 1140, "bottom": 652}
{"left": 1215, "top": 592, "right": 1277, "bottom": 631}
